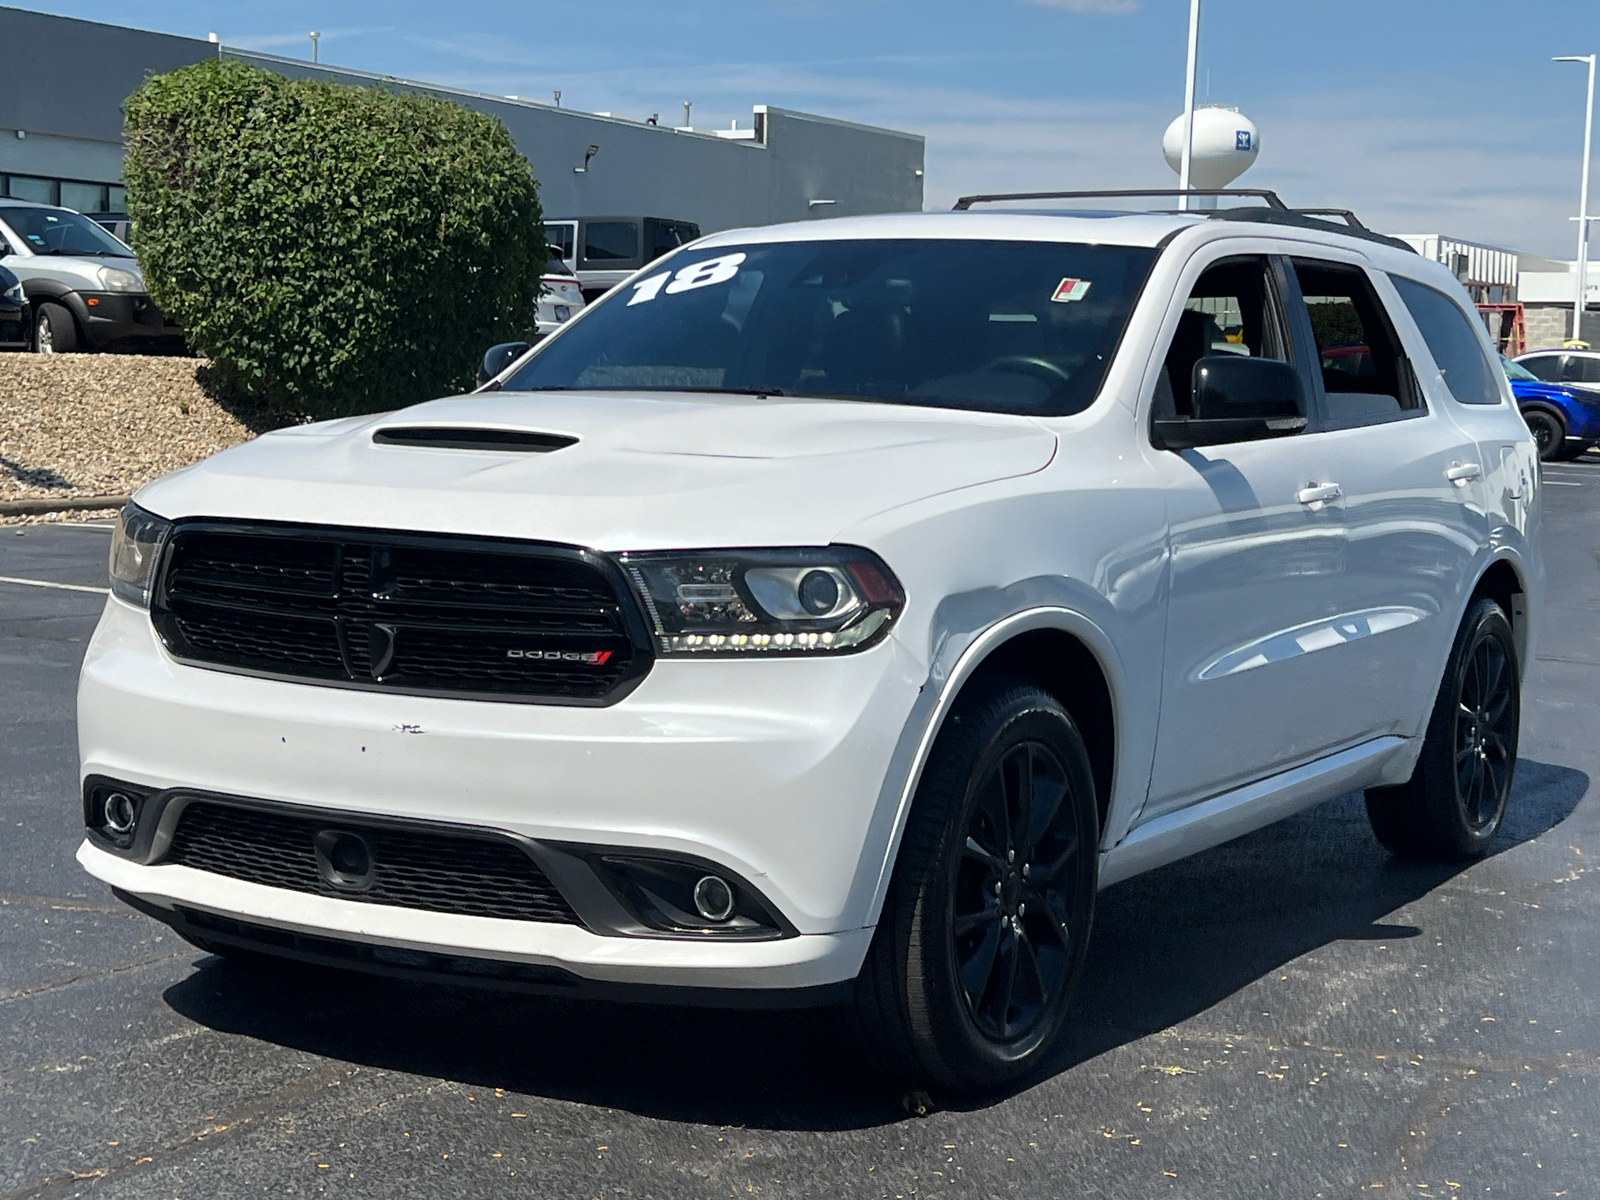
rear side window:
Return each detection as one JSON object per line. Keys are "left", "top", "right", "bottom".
{"left": 583, "top": 221, "right": 639, "bottom": 263}
{"left": 1388, "top": 275, "right": 1502, "bottom": 405}
{"left": 1290, "top": 259, "right": 1418, "bottom": 424}
{"left": 1517, "top": 354, "right": 1563, "bottom": 382}
{"left": 1561, "top": 355, "right": 1600, "bottom": 384}
{"left": 544, "top": 222, "right": 576, "bottom": 261}
{"left": 645, "top": 218, "right": 696, "bottom": 262}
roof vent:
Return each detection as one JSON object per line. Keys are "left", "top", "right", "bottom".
{"left": 372, "top": 427, "right": 577, "bottom": 452}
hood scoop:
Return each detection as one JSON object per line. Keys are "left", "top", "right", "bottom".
{"left": 372, "top": 426, "right": 577, "bottom": 453}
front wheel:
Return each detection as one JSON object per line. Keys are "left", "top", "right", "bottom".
{"left": 1366, "top": 598, "right": 1519, "bottom": 860}
{"left": 852, "top": 680, "right": 1098, "bottom": 1092}
{"left": 1520, "top": 407, "right": 1566, "bottom": 462}
{"left": 33, "top": 302, "right": 79, "bottom": 354}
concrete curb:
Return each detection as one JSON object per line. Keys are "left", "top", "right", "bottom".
{"left": 0, "top": 495, "right": 131, "bottom": 516}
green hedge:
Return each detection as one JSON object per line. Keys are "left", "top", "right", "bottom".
{"left": 123, "top": 59, "right": 545, "bottom": 417}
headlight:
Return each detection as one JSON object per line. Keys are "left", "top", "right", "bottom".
{"left": 620, "top": 546, "right": 904, "bottom": 656}
{"left": 95, "top": 266, "right": 144, "bottom": 293}
{"left": 2, "top": 282, "right": 21, "bottom": 304}
{"left": 108, "top": 504, "right": 172, "bottom": 607}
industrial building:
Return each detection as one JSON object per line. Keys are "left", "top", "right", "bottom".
{"left": 0, "top": 6, "right": 925, "bottom": 235}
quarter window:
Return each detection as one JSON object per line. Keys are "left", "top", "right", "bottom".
{"left": 544, "top": 222, "right": 576, "bottom": 262}
{"left": 1388, "top": 274, "right": 1502, "bottom": 405}
{"left": 1290, "top": 259, "right": 1418, "bottom": 425}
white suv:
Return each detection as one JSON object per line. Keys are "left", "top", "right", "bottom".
{"left": 77, "top": 192, "right": 1540, "bottom": 1091}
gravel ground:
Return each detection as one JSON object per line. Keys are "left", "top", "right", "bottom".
{"left": 0, "top": 353, "right": 295, "bottom": 524}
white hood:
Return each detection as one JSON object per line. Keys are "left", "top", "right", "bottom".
{"left": 135, "top": 391, "right": 1057, "bottom": 549}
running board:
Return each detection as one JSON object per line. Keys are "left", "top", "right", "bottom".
{"left": 1098, "top": 736, "right": 1409, "bottom": 889}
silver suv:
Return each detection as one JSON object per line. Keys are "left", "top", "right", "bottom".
{"left": 0, "top": 199, "right": 184, "bottom": 353}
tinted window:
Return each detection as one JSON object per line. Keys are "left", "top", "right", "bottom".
{"left": 0, "top": 206, "right": 133, "bottom": 257}
{"left": 1560, "top": 355, "right": 1600, "bottom": 385}
{"left": 1501, "top": 356, "right": 1539, "bottom": 382}
{"left": 583, "top": 221, "right": 639, "bottom": 263}
{"left": 1518, "top": 354, "right": 1563, "bottom": 382}
{"left": 504, "top": 238, "right": 1157, "bottom": 416}
{"left": 1291, "top": 259, "right": 1416, "bottom": 424}
{"left": 645, "top": 218, "right": 696, "bottom": 261}
{"left": 1158, "top": 256, "right": 1292, "bottom": 418}
{"left": 1389, "top": 274, "right": 1501, "bottom": 405}
{"left": 544, "top": 222, "right": 576, "bottom": 261}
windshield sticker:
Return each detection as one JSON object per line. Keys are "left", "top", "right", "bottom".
{"left": 1051, "top": 278, "right": 1092, "bottom": 303}
{"left": 628, "top": 253, "right": 748, "bottom": 306}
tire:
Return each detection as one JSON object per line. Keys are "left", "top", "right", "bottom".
{"left": 851, "top": 679, "right": 1098, "bottom": 1093}
{"left": 1520, "top": 407, "right": 1566, "bottom": 462}
{"left": 33, "top": 302, "right": 78, "bottom": 354}
{"left": 1365, "top": 598, "right": 1519, "bottom": 861}
{"left": 1550, "top": 439, "right": 1589, "bottom": 462}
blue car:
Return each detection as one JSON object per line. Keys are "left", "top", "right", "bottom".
{"left": 1503, "top": 354, "right": 1600, "bottom": 461}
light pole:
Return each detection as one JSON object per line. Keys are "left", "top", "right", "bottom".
{"left": 1177, "top": 0, "right": 1203, "bottom": 211}
{"left": 310, "top": 30, "right": 321, "bottom": 63}
{"left": 1555, "top": 54, "right": 1596, "bottom": 345}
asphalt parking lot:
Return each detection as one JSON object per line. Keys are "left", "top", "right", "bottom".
{"left": 3, "top": 458, "right": 1597, "bottom": 1200}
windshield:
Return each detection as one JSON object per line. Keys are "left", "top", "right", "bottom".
{"left": 503, "top": 238, "right": 1157, "bottom": 415}
{"left": 0, "top": 207, "right": 134, "bottom": 257}
{"left": 1501, "top": 356, "right": 1539, "bottom": 382}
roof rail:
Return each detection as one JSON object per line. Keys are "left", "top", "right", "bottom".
{"left": 1207, "top": 208, "right": 1417, "bottom": 253}
{"left": 951, "top": 188, "right": 1288, "bottom": 211}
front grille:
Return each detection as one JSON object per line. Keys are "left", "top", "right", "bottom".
{"left": 165, "top": 801, "right": 580, "bottom": 924}
{"left": 152, "top": 522, "right": 648, "bottom": 702}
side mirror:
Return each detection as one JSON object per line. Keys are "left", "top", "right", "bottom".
{"left": 477, "top": 341, "right": 532, "bottom": 387}
{"left": 1154, "top": 355, "right": 1307, "bottom": 450}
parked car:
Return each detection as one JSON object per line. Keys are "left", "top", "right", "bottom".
{"left": 544, "top": 215, "right": 700, "bottom": 303}
{"left": 0, "top": 199, "right": 184, "bottom": 353}
{"left": 85, "top": 211, "right": 133, "bottom": 242}
{"left": 1511, "top": 349, "right": 1600, "bottom": 461}
{"left": 535, "top": 254, "right": 586, "bottom": 336}
{"left": 0, "top": 263, "right": 28, "bottom": 350}
{"left": 78, "top": 193, "right": 1539, "bottom": 1092}
{"left": 1502, "top": 355, "right": 1600, "bottom": 461}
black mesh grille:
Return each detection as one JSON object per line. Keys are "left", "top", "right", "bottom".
{"left": 152, "top": 523, "right": 647, "bottom": 702}
{"left": 165, "top": 801, "right": 580, "bottom": 924}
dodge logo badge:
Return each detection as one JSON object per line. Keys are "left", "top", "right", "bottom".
{"left": 506, "top": 649, "right": 614, "bottom": 664}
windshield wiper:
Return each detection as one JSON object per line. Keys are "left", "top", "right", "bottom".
{"left": 35, "top": 249, "right": 133, "bottom": 258}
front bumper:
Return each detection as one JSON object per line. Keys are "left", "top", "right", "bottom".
{"left": 78, "top": 595, "right": 923, "bottom": 991}
{"left": 65, "top": 291, "right": 185, "bottom": 351}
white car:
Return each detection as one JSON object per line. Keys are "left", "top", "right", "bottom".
{"left": 77, "top": 192, "right": 1540, "bottom": 1092}
{"left": 534, "top": 255, "right": 585, "bottom": 336}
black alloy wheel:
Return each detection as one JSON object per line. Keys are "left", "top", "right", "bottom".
{"left": 1521, "top": 407, "right": 1566, "bottom": 462}
{"left": 1366, "top": 597, "right": 1520, "bottom": 860}
{"left": 954, "top": 740, "right": 1080, "bottom": 1044}
{"left": 852, "top": 680, "right": 1098, "bottom": 1092}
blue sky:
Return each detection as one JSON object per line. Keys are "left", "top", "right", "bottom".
{"left": 27, "top": 0, "right": 1600, "bottom": 256}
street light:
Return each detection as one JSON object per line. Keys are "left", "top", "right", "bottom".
{"left": 1555, "top": 54, "right": 1596, "bottom": 345}
{"left": 1178, "top": 0, "right": 1201, "bottom": 212}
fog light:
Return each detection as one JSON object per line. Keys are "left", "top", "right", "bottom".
{"left": 692, "top": 875, "right": 735, "bottom": 922}
{"left": 103, "top": 792, "right": 138, "bottom": 835}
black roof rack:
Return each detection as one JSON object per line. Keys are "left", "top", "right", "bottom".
{"left": 951, "top": 188, "right": 1287, "bottom": 211}
{"left": 949, "top": 189, "right": 1416, "bottom": 254}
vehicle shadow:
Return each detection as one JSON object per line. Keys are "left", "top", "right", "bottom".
{"left": 161, "top": 757, "right": 1587, "bottom": 1131}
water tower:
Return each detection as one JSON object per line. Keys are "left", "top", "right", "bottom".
{"left": 1163, "top": 105, "right": 1260, "bottom": 207}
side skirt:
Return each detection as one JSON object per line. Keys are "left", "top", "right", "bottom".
{"left": 1097, "top": 736, "right": 1409, "bottom": 889}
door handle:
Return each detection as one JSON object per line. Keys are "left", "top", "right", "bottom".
{"left": 1445, "top": 462, "right": 1482, "bottom": 484}
{"left": 1296, "top": 482, "right": 1343, "bottom": 506}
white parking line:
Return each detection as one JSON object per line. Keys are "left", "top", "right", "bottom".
{"left": 1545, "top": 481, "right": 1584, "bottom": 487}
{"left": 0, "top": 575, "right": 108, "bottom": 594}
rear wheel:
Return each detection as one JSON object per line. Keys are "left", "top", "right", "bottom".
{"left": 33, "top": 302, "right": 78, "bottom": 354}
{"left": 1366, "top": 598, "right": 1519, "bottom": 860}
{"left": 1520, "top": 407, "right": 1566, "bottom": 461}
{"left": 852, "top": 680, "right": 1098, "bottom": 1092}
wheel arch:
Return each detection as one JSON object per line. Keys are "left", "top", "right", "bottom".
{"left": 1470, "top": 556, "right": 1529, "bottom": 675}
{"left": 861, "top": 608, "right": 1128, "bottom": 929}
